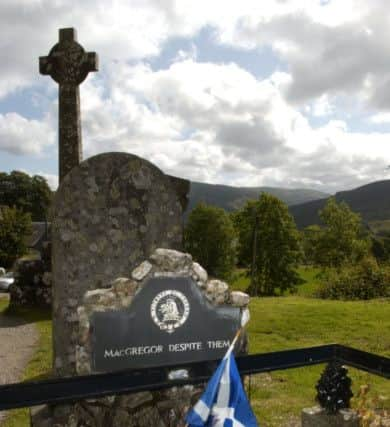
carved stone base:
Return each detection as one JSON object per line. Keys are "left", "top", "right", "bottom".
{"left": 302, "top": 406, "right": 360, "bottom": 427}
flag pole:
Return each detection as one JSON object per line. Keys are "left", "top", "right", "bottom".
{"left": 227, "top": 327, "right": 243, "bottom": 354}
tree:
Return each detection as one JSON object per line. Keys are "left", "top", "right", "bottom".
{"left": 0, "top": 171, "right": 52, "bottom": 221}
{"left": 301, "top": 225, "right": 322, "bottom": 265}
{"left": 306, "top": 198, "right": 370, "bottom": 268}
{"left": 0, "top": 206, "right": 32, "bottom": 268}
{"left": 184, "top": 203, "right": 236, "bottom": 279}
{"left": 233, "top": 193, "right": 302, "bottom": 296}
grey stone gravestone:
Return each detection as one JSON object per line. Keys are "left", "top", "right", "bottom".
{"left": 51, "top": 152, "right": 188, "bottom": 377}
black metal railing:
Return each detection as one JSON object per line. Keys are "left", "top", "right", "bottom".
{"left": 0, "top": 344, "right": 388, "bottom": 412}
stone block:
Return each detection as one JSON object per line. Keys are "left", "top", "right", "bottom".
{"left": 206, "top": 279, "right": 229, "bottom": 304}
{"left": 302, "top": 406, "right": 360, "bottom": 427}
{"left": 131, "top": 261, "right": 153, "bottom": 281}
{"left": 150, "top": 248, "right": 192, "bottom": 271}
{"left": 117, "top": 391, "right": 153, "bottom": 409}
{"left": 30, "top": 405, "right": 53, "bottom": 427}
{"left": 230, "top": 291, "right": 250, "bottom": 307}
{"left": 110, "top": 277, "right": 138, "bottom": 295}
{"left": 83, "top": 289, "right": 116, "bottom": 306}
{"left": 191, "top": 262, "right": 208, "bottom": 283}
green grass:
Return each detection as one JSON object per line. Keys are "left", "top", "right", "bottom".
{"left": 230, "top": 269, "right": 390, "bottom": 426}
{"left": 245, "top": 297, "right": 390, "bottom": 425}
{"left": 1, "top": 300, "right": 52, "bottom": 427}
{"left": 295, "top": 266, "right": 322, "bottom": 296}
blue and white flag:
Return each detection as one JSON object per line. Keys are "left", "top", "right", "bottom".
{"left": 186, "top": 342, "right": 258, "bottom": 427}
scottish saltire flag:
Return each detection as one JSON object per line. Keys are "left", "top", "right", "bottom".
{"left": 186, "top": 347, "right": 258, "bottom": 427}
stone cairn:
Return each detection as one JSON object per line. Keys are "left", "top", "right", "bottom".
{"left": 32, "top": 248, "right": 250, "bottom": 426}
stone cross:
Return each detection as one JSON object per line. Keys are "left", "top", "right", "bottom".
{"left": 39, "top": 28, "right": 98, "bottom": 182}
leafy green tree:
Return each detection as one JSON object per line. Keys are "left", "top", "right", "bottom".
{"left": 301, "top": 224, "right": 322, "bottom": 265}
{"left": 0, "top": 206, "right": 32, "bottom": 268}
{"left": 0, "top": 171, "right": 52, "bottom": 221}
{"left": 233, "top": 193, "right": 302, "bottom": 296}
{"left": 307, "top": 198, "right": 370, "bottom": 268}
{"left": 184, "top": 203, "right": 236, "bottom": 279}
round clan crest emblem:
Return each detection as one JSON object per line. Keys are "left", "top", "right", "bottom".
{"left": 151, "top": 290, "right": 190, "bottom": 334}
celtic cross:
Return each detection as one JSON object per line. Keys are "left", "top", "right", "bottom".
{"left": 39, "top": 28, "right": 98, "bottom": 182}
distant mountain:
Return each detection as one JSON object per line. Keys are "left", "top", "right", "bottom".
{"left": 186, "top": 181, "right": 329, "bottom": 213}
{"left": 289, "top": 180, "right": 390, "bottom": 229}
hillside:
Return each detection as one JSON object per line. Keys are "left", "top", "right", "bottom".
{"left": 186, "top": 181, "right": 329, "bottom": 213}
{"left": 289, "top": 180, "right": 390, "bottom": 229}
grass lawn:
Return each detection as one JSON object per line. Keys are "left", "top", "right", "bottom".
{"left": 0, "top": 266, "right": 389, "bottom": 426}
{"left": 0, "top": 300, "right": 52, "bottom": 427}
{"left": 231, "top": 269, "right": 390, "bottom": 426}
{"left": 246, "top": 296, "right": 390, "bottom": 425}
{"left": 295, "top": 266, "right": 322, "bottom": 297}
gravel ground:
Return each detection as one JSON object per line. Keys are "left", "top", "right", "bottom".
{"left": 0, "top": 294, "right": 39, "bottom": 424}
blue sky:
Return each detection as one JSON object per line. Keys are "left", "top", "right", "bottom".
{"left": 0, "top": 0, "right": 390, "bottom": 193}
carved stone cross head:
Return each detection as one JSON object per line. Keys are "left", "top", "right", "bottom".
{"left": 39, "top": 28, "right": 98, "bottom": 86}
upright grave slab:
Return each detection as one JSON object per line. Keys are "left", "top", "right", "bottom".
{"left": 51, "top": 153, "right": 188, "bottom": 377}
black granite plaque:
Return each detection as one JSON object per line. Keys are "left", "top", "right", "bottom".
{"left": 90, "top": 276, "right": 241, "bottom": 372}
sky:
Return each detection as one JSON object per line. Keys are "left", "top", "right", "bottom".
{"left": 1, "top": 0, "right": 390, "bottom": 193}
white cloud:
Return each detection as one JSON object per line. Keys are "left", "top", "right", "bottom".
{"left": 207, "top": 0, "right": 390, "bottom": 109}
{"left": 173, "top": 43, "right": 198, "bottom": 62}
{"left": 308, "top": 95, "right": 335, "bottom": 117}
{"left": 75, "top": 59, "right": 390, "bottom": 192}
{"left": 0, "top": 0, "right": 389, "bottom": 109}
{"left": 370, "top": 112, "right": 390, "bottom": 124}
{"left": 0, "top": 112, "right": 54, "bottom": 155}
{"left": 0, "top": 0, "right": 208, "bottom": 99}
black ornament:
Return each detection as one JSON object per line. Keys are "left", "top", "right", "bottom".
{"left": 316, "top": 362, "right": 353, "bottom": 414}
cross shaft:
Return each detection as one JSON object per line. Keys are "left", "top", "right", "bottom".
{"left": 39, "top": 28, "right": 98, "bottom": 182}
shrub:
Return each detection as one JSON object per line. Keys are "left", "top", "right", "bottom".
{"left": 0, "top": 206, "right": 32, "bottom": 268}
{"left": 316, "top": 258, "right": 390, "bottom": 300}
